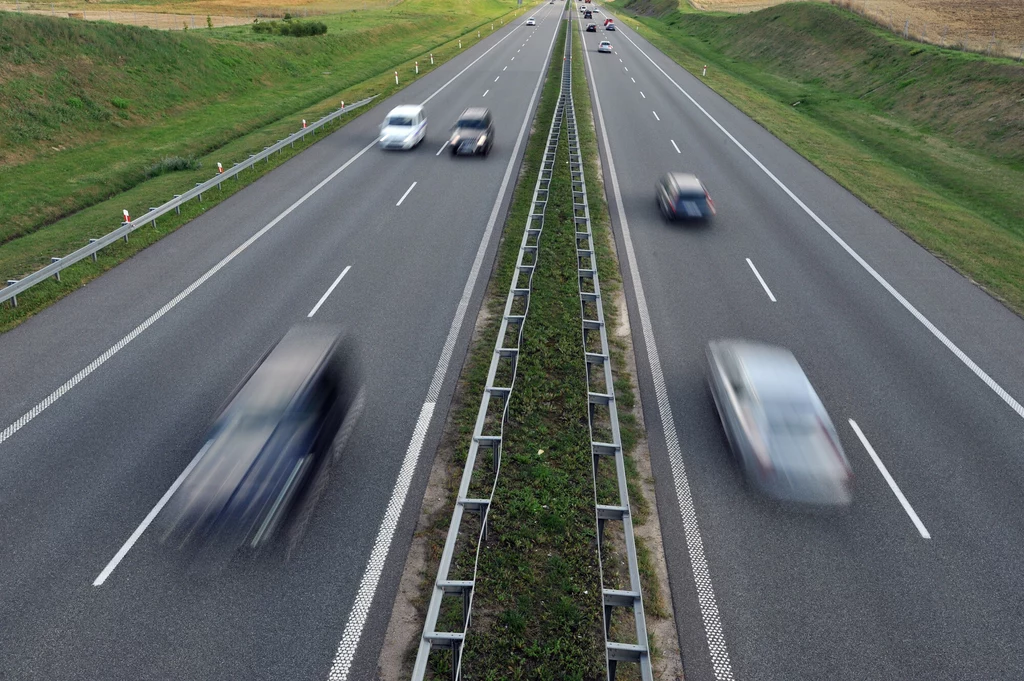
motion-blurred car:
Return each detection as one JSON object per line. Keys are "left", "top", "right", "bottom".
{"left": 526, "top": 16, "right": 536, "bottom": 25}
{"left": 379, "top": 105, "right": 427, "bottom": 150}
{"left": 449, "top": 108, "right": 494, "bottom": 156}
{"left": 605, "top": 21, "right": 616, "bottom": 30}
{"left": 656, "top": 172, "right": 715, "bottom": 220}
{"left": 161, "top": 325, "right": 359, "bottom": 551}
{"left": 604, "top": 17, "right": 613, "bottom": 26}
{"left": 586, "top": 23, "right": 597, "bottom": 32}
{"left": 598, "top": 40, "right": 612, "bottom": 53}
{"left": 706, "top": 340, "right": 853, "bottom": 506}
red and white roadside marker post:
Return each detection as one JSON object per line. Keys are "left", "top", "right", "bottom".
{"left": 459, "top": 38, "right": 462, "bottom": 49}
{"left": 341, "top": 100, "right": 345, "bottom": 110}
{"left": 302, "top": 119, "right": 307, "bottom": 128}
{"left": 217, "top": 162, "right": 223, "bottom": 173}
{"left": 702, "top": 64, "right": 707, "bottom": 76}
{"left": 415, "top": 61, "right": 419, "bottom": 74}
{"left": 122, "top": 209, "right": 130, "bottom": 224}
{"left": 430, "top": 53, "right": 434, "bottom": 65}
{"left": 395, "top": 71, "right": 399, "bottom": 84}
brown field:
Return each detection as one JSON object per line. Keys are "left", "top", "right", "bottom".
{"left": 0, "top": 0, "right": 393, "bottom": 29}
{"left": 688, "top": 0, "right": 1024, "bottom": 57}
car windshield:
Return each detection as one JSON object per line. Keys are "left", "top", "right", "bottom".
{"left": 386, "top": 116, "right": 414, "bottom": 127}
{"left": 457, "top": 118, "right": 487, "bottom": 129}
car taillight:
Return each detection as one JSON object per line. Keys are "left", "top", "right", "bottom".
{"left": 705, "top": 192, "right": 716, "bottom": 215}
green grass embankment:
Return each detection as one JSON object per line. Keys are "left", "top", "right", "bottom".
{"left": 0, "top": 0, "right": 534, "bottom": 330}
{"left": 614, "top": 0, "right": 1024, "bottom": 314}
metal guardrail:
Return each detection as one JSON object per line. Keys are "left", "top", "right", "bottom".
{"left": 1, "top": 95, "right": 377, "bottom": 308}
{"left": 567, "top": 18, "right": 653, "bottom": 681}
{"left": 410, "top": 26, "right": 570, "bottom": 681}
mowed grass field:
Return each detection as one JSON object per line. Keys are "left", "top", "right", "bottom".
{"left": 684, "top": 0, "right": 1024, "bottom": 57}
{"left": 0, "top": 0, "right": 523, "bottom": 283}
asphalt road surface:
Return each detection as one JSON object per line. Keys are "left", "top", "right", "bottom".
{"left": 578, "top": 7, "right": 1024, "bottom": 681}
{"left": 0, "top": 4, "right": 563, "bottom": 680}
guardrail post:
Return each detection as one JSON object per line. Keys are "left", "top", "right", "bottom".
{"left": 121, "top": 222, "right": 129, "bottom": 243}
{"left": 196, "top": 183, "right": 204, "bottom": 202}
{"left": 150, "top": 209, "right": 159, "bottom": 227}
{"left": 50, "top": 258, "right": 62, "bottom": 282}
{"left": 89, "top": 239, "right": 99, "bottom": 261}
{"left": 6, "top": 281, "right": 19, "bottom": 307}
{"left": 173, "top": 196, "right": 182, "bottom": 214}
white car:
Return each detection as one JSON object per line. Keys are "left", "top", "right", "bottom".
{"left": 526, "top": 16, "right": 536, "bottom": 25}
{"left": 379, "top": 105, "right": 427, "bottom": 150}
{"left": 598, "top": 40, "right": 612, "bottom": 53}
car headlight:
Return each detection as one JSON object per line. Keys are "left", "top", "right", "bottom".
{"left": 451, "top": 135, "right": 460, "bottom": 145}
{"left": 476, "top": 135, "right": 487, "bottom": 146}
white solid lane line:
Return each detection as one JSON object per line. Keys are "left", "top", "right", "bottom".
{"left": 652, "top": 110, "right": 660, "bottom": 121}
{"left": 745, "top": 258, "right": 776, "bottom": 302}
{"left": 308, "top": 265, "right": 352, "bottom": 318}
{"left": 671, "top": 139, "right": 681, "bottom": 154}
{"left": 576, "top": 14, "right": 736, "bottom": 681}
{"left": 436, "top": 141, "right": 449, "bottom": 156}
{"left": 849, "top": 419, "right": 931, "bottom": 539}
{"left": 614, "top": 28, "right": 1024, "bottom": 422}
{"left": 483, "top": 89, "right": 489, "bottom": 97}
{"left": 641, "top": 91, "right": 646, "bottom": 99}
{"left": 396, "top": 181, "right": 417, "bottom": 207}
{"left": 326, "top": 16, "right": 563, "bottom": 681}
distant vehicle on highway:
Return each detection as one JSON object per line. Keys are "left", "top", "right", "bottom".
{"left": 449, "top": 107, "right": 494, "bottom": 156}
{"left": 586, "top": 23, "right": 597, "bottom": 32}
{"left": 604, "top": 17, "right": 613, "bottom": 26}
{"left": 160, "top": 325, "right": 360, "bottom": 553}
{"left": 526, "top": 16, "right": 536, "bottom": 25}
{"left": 379, "top": 105, "right": 427, "bottom": 150}
{"left": 598, "top": 40, "right": 612, "bottom": 53}
{"left": 706, "top": 340, "right": 853, "bottom": 507}
{"left": 584, "top": 10, "right": 592, "bottom": 18}
{"left": 656, "top": 172, "right": 715, "bottom": 220}
{"left": 605, "top": 22, "right": 616, "bottom": 30}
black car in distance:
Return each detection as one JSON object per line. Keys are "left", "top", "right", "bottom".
{"left": 450, "top": 107, "right": 494, "bottom": 156}
{"left": 586, "top": 23, "right": 597, "bottom": 32}
{"left": 160, "top": 324, "right": 359, "bottom": 557}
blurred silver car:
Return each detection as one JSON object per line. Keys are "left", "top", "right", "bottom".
{"left": 706, "top": 340, "right": 852, "bottom": 506}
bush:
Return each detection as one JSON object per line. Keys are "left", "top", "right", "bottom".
{"left": 111, "top": 97, "right": 129, "bottom": 110}
{"left": 145, "top": 155, "right": 202, "bottom": 178}
{"left": 250, "top": 19, "right": 327, "bottom": 37}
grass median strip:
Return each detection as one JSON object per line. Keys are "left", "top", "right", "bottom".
{"left": 458, "top": 20, "right": 607, "bottom": 679}
{"left": 613, "top": 0, "right": 1024, "bottom": 316}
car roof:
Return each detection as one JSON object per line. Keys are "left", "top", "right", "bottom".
{"left": 386, "top": 105, "right": 423, "bottom": 117}
{"left": 662, "top": 172, "right": 704, "bottom": 192}
{"left": 714, "top": 340, "right": 811, "bottom": 401}
{"left": 459, "top": 107, "right": 490, "bottom": 120}
{"left": 233, "top": 325, "right": 340, "bottom": 412}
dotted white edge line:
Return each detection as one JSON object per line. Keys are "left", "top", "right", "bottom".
{"left": 326, "top": 14, "right": 563, "bottom": 679}
{"left": 578, "top": 13, "right": 736, "bottom": 681}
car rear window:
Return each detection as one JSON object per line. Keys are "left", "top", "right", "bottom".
{"left": 387, "top": 116, "right": 414, "bottom": 127}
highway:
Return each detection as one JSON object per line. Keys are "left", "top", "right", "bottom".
{"left": 0, "top": 4, "right": 562, "bottom": 680}
{"left": 578, "top": 7, "right": 1024, "bottom": 681}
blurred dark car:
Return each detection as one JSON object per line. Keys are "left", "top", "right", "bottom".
{"left": 161, "top": 325, "right": 358, "bottom": 551}
{"left": 586, "top": 22, "right": 597, "bottom": 31}
{"left": 706, "top": 340, "right": 853, "bottom": 507}
{"left": 450, "top": 107, "right": 494, "bottom": 156}
{"left": 584, "top": 10, "right": 592, "bottom": 18}
{"left": 656, "top": 172, "right": 715, "bottom": 220}
{"left": 605, "top": 22, "right": 615, "bottom": 30}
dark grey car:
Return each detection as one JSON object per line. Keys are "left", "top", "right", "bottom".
{"left": 657, "top": 172, "right": 716, "bottom": 221}
{"left": 449, "top": 107, "right": 494, "bottom": 156}
{"left": 706, "top": 339, "right": 853, "bottom": 507}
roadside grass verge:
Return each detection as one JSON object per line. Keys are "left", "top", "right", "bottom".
{"left": 614, "top": 0, "right": 1024, "bottom": 315}
{"left": 0, "top": 2, "right": 534, "bottom": 332}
